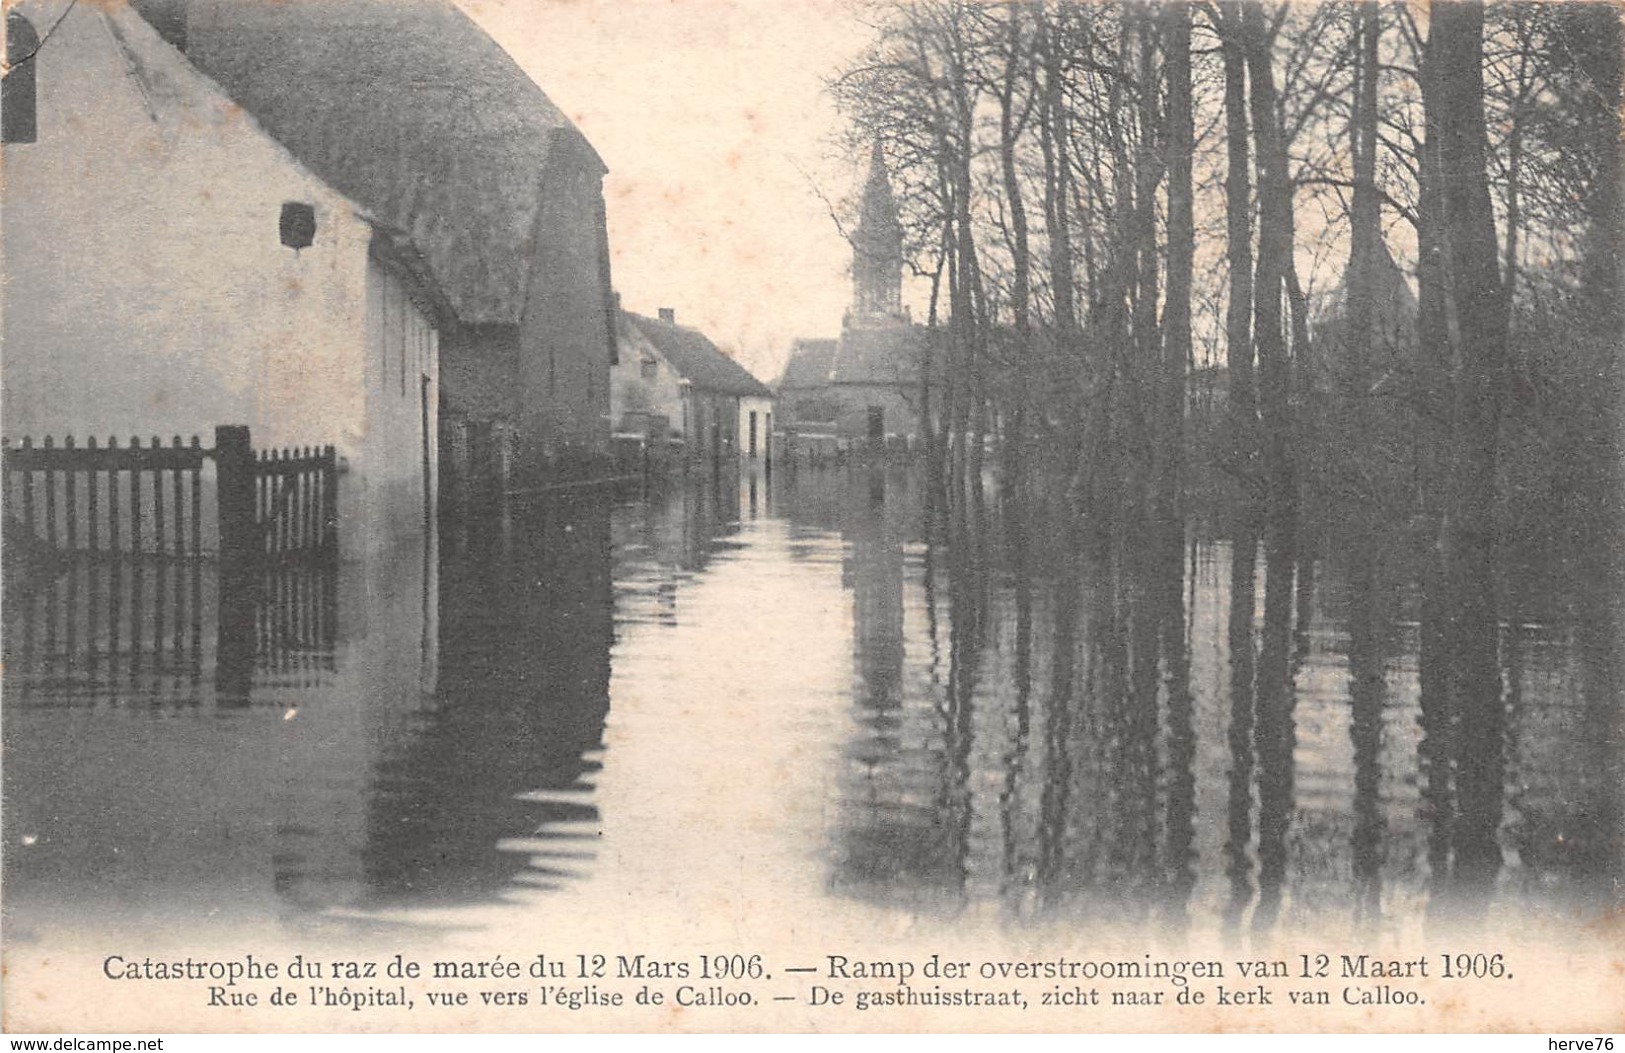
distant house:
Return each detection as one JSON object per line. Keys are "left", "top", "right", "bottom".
{"left": 778, "top": 145, "right": 929, "bottom": 453}
{"left": 777, "top": 339, "right": 840, "bottom": 443}
{"left": 825, "top": 320, "right": 928, "bottom": 447}
{"left": 155, "top": 0, "right": 619, "bottom": 504}
{"left": 611, "top": 310, "right": 688, "bottom": 452}
{"left": 1, "top": 0, "right": 447, "bottom": 560}
{"left": 738, "top": 390, "right": 775, "bottom": 464}
{"left": 611, "top": 309, "right": 774, "bottom": 467}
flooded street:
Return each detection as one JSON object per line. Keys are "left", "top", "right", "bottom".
{"left": 4, "top": 466, "right": 1620, "bottom": 952}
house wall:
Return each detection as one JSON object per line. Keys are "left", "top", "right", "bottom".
{"left": 738, "top": 396, "right": 774, "bottom": 461}
{"left": 362, "top": 254, "right": 439, "bottom": 557}
{"left": 0, "top": 3, "right": 389, "bottom": 551}
{"left": 686, "top": 390, "right": 740, "bottom": 465}
{"left": 609, "top": 318, "right": 685, "bottom": 442}
{"left": 829, "top": 385, "right": 924, "bottom": 445}
{"left": 440, "top": 325, "right": 521, "bottom": 428}
{"left": 517, "top": 145, "right": 616, "bottom": 475}
{"left": 777, "top": 389, "right": 840, "bottom": 433}
{"left": 438, "top": 323, "right": 520, "bottom": 512}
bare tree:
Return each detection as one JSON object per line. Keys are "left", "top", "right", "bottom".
{"left": 1421, "top": 0, "right": 1510, "bottom": 879}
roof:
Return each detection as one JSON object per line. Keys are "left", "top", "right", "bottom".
{"left": 1317, "top": 239, "right": 1419, "bottom": 351}
{"left": 170, "top": 0, "right": 599, "bottom": 327}
{"left": 627, "top": 313, "right": 772, "bottom": 398}
{"left": 830, "top": 321, "right": 923, "bottom": 386}
{"left": 853, "top": 142, "right": 902, "bottom": 264}
{"left": 778, "top": 339, "right": 837, "bottom": 390}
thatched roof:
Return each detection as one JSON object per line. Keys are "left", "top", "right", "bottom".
{"left": 628, "top": 313, "right": 772, "bottom": 398}
{"left": 778, "top": 338, "right": 837, "bottom": 390}
{"left": 172, "top": 0, "right": 599, "bottom": 326}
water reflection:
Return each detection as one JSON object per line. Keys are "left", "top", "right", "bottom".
{"left": 1223, "top": 520, "right": 1260, "bottom": 934}
{"left": 797, "top": 468, "right": 1621, "bottom": 932}
{"left": 361, "top": 493, "right": 612, "bottom": 906}
{"left": 1346, "top": 526, "right": 1388, "bottom": 930}
{"left": 1251, "top": 523, "right": 1297, "bottom": 935}
{"left": 2, "top": 490, "right": 617, "bottom": 930}
{"left": 2, "top": 465, "right": 1618, "bottom": 942}
{"left": 825, "top": 467, "right": 969, "bottom": 905}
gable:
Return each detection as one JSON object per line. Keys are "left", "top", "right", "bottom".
{"left": 171, "top": 0, "right": 602, "bottom": 327}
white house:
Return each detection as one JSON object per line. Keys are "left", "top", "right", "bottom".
{"left": 1, "top": 0, "right": 442, "bottom": 560}
{"left": 738, "top": 393, "right": 774, "bottom": 465}
{"left": 610, "top": 309, "right": 689, "bottom": 449}
{"left": 609, "top": 307, "right": 774, "bottom": 467}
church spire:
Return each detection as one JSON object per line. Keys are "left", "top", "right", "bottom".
{"left": 851, "top": 141, "right": 903, "bottom": 321}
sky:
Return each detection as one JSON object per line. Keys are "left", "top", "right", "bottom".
{"left": 456, "top": 0, "right": 881, "bottom": 383}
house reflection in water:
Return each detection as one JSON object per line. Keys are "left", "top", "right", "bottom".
{"left": 363, "top": 493, "right": 613, "bottom": 906}
{"left": 2, "top": 541, "right": 432, "bottom": 929}
{"left": 3, "top": 468, "right": 1617, "bottom": 942}
{"left": 1, "top": 489, "right": 616, "bottom": 930}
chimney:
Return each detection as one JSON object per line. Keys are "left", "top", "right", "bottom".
{"left": 658, "top": 308, "right": 675, "bottom": 324}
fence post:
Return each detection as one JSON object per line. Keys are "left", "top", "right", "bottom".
{"left": 215, "top": 425, "right": 254, "bottom": 568}
{"left": 214, "top": 425, "right": 255, "bottom": 705}
{"left": 322, "top": 445, "right": 338, "bottom": 556}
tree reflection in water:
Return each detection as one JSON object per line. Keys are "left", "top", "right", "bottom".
{"left": 803, "top": 465, "right": 1621, "bottom": 932}
{"left": 1, "top": 466, "right": 1617, "bottom": 938}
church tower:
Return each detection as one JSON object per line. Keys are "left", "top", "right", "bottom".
{"left": 851, "top": 142, "right": 904, "bottom": 322}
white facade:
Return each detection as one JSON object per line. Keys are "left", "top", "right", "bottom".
{"left": 362, "top": 255, "right": 440, "bottom": 555}
{"left": 0, "top": 0, "right": 436, "bottom": 559}
{"left": 738, "top": 395, "right": 774, "bottom": 462}
{"left": 609, "top": 315, "right": 685, "bottom": 443}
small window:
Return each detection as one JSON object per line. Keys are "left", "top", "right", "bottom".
{"left": 280, "top": 202, "right": 316, "bottom": 249}
{"left": 3, "top": 12, "right": 40, "bottom": 145}
{"left": 640, "top": 355, "right": 658, "bottom": 380}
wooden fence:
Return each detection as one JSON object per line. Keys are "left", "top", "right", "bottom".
{"left": 3, "top": 434, "right": 207, "bottom": 558}
{"left": 3, "top": 425, "right": 337, "bottom": 566}
{"left": 4, "top": 425, "right": 340, "bottom": 703}
{"left": 253, "top": 445, "right": 338, "bottom": 561}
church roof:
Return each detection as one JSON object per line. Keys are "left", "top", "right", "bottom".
{"left": 852, "top": 142, "right": 901, "bottom": 269}
{"left": 778, "top": 339, "right": 837, "bottom": 390}
{"left": 1316, "top": 238, "right": 1418, "bottom": 352}
{"left": 168, "top": 0, "right": 598, "bottom": 327}
{"left": 830, "top": 322, "right": 923, "bottom": 386}
{"left": 628, "top": 313, "right": 772, "bottom": 398}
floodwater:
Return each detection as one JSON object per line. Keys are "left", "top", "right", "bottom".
{"left": 3, "top": 464, "right": 1620, "bottom": 949}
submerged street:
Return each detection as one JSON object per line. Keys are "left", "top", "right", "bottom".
{"left": 4, "top": 465, "right": 1617, "bottom": 948}
{"left": 4, "top": 0, "right": 1622, "bottom": 1035}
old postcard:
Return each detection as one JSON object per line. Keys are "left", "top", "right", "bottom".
{"left": 2, "top": 0, "right": 1621, "bottom": 1037}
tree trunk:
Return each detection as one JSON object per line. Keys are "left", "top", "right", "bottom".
{"left": 997, "top": 4, "right": 1031, "bottom": 500}
{"left": 1040, "top": 13, "right": 1078, "bottom": 343}
{"left": 1038, "top": 7, "right": 1080, "bottom": 484}
{"left": 1347, "top": 1, "right": 1381, "bottom": 402}
{"left": 1162, "top": 0, "right": 1193, "bottom": 529}
{"left": 1219, "top": 2, "right": 1256, "bottom": 477}
{"left": 1423, "top": 0, "right": 1510, "bottom": 882}
{"left": 1132, "top": 8, "right": 1163, "bottom": 520}
{"left": 1243, "top": 2, "right": 1296, "bottom": 529}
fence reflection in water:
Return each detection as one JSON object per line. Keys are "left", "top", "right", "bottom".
{"left": 3, "top": 428, "right": 341, "bottom": 705}
{"left": 2, "top": 556, "right": 337, "bottom": 707}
